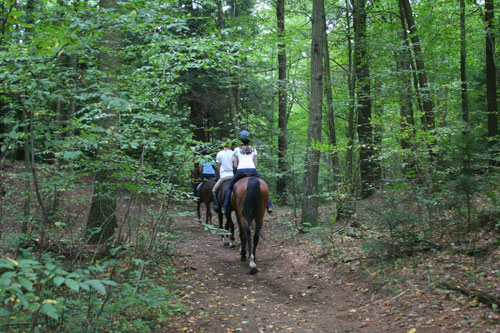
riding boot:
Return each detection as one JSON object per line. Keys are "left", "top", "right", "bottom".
{"left": 213, "top": 192, "right": 219, "bottom": 213}
{"left": 221, "top": 188, "right": 232, "bottom": 216}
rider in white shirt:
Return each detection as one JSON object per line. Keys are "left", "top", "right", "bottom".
{"left": 221, "top": 130, "right": 274, "bottom": 215}
{"left": 212, "top": 141, "right": 234, "bottom": 213}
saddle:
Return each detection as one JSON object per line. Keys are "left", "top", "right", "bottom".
{"left": 241, "top": 173, "right": 259, "bottom": 180}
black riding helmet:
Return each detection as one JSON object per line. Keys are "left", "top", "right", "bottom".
{"left": 238, "top": 130, "right": 251, "bottom": 144}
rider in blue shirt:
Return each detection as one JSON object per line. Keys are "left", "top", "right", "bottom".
{"left": 199, "top": 156, "right": 216, "bottom": 181}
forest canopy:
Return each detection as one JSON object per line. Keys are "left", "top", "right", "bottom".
{"left": 0, "top": 0, "right": 499, "bottom": 330}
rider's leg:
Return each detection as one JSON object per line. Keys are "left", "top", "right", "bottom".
{"left": 253, "top": 170, "right": 274, "bottom": 213}
{"left": 221, "top": 173, "right": 243, "bottom": 215}
{"left": 213, "top": 191, "right": 219, "bottom": 212}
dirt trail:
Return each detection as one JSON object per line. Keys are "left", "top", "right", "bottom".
{"left": 168, "top": 210, "right": 382, "bottom": 332}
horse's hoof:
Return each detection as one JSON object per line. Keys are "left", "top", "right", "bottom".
{"left": 223, "top": 240, "right": 229, "bottom": 247}
{"left": 241, "top": 257, "right": 246, "bottom": 262}
{"left": 249, "top": 266, "right": 258, "bottom": 275}
{"left": 230, "top": 241, "right": 235, "bottom": 248}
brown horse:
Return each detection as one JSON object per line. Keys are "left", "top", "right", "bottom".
{"left": 231, "top": 176, "right": 269, "bottom": 274}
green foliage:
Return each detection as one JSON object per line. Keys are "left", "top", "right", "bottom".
{"left": 0, "top": 249, "right": 184, "bottom": 331}
{"left": 361, "top": 184, "right": 430, "bottom": 260}
{"left": 0, "top": 251, "right": 116, "bottom": 328}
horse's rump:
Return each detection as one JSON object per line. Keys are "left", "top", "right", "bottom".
{"left": 242, "top": 177, "right": 263, "bottom": 224}
{"left": 197, "top": 180, "right": 215, "bottom": 197}
{"left": 196, "top": 180, "right": 216, "bottom": 224}
{"left": 231, "top": 176, "right": 268, "bottom": 274}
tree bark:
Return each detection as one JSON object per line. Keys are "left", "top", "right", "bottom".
{"left": 86, "top": 0, "right": 120, "bottom": 244}
{"left": 395, "top": 25, "right": 414, "bottom": 152}
{"left": 323, "top": 11, "right": 339, "bottom": 186}
{"left": 485, "top": 0, "right": 499, "bottom": 158}
{"left": 353, "top": 0, "right": 375, "bottom": 198}
{"left": 399, "top": 0, "right": 435, "bottom": 130}
{"left": 345, "top": 0, "right": 355, "bottom": 192}
{"left": 460, "top": 0, "right": 469, "bottom": 125}
{"left": 188, "top": 90, "right": 207, "bottom": 142}
{"left": 301, "top": 0, "right": 324, "bottom": 227}
{"left": 276, "top": 0, "right": 289, "bottom": 202}
{"left": 227, "top": 1, "right": 240, "bottom": 135}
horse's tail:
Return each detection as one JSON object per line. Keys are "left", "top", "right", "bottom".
{"left": 242, "top": 177, "right": 261, "bottom": 224}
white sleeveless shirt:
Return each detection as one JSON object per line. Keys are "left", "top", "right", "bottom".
{"left": 234, "top": 146, "right": 257, "bottom": 169}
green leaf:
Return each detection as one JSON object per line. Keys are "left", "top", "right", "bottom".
{"left": 28, "top": 302, "right": 40, "bottom": 312}
{"left": 80, "top": 281, "right": 90, "bottom": 291}
{"left": 0, "top": 272, "right": 15, "bottom": 289}
{"left": 53, "top": 276, "right": 65, "bottom": 287}
{"left": 64, "top": 278, "right": 79, "bottom": 292}
{"left": 101, "top": 280, "right": 118, "bottom": 286}
{"left": 17, "top": 276, "right": 33, "bottom": 291}
{"left": 87, "top": 280, "right": 106, "bottom": 294}
{"left": 63, "top": 150, "right": 83, "bottom": 160}
{"left": 40, "top": 303, "right": 59, "bottom": 320}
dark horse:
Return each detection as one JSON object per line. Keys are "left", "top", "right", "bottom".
{"left": 196, "top": 180, "right": 215, "bottom": 224}
{"left": 231, "top": 176, "right": 269, "bottom": 274}
{"left": 191, "top": 165, "right": 215, "bottom": 224}
{"left": 216, "top": 180, "right": 235, "bottom": 247}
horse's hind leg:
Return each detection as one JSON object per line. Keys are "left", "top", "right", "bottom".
{"left": 227, "top": 214, "right": 235, "bottom": 247}
{"left": 239, "top": 226, "right": 247, "bottom": 261}
{"left": 196, "top": 200, "right": 202, "bottom": 222}
{"left": 247, "top": 225, "right": 258, "bottom": 275}
{"left": 205, "top": 202, "right": 212, "bottom": 224}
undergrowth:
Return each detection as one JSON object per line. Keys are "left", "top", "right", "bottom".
{"left": 0, "top": 246, "right": 185, "bottom": 332}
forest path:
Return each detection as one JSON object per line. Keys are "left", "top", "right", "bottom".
{"left": 167, "top": 207, "right": 382, "bottom": 333}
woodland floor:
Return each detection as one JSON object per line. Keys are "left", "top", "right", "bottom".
{"left": 166, "top": 204, "right": 500, "bottom": 333}
{"left": 1, "top": 161, "right": 499, "bottom": 332}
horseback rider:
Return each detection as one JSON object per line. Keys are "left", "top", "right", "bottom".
{"left": 212, "top": 140, "right": 234, "bottom": 213}
{"left": 221, "top": 130, "right": 274, "bottom": 216}
{"left": 199, "top": 149, "right": 216, "bottom": 181}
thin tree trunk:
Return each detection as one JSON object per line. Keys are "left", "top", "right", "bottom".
{"left": 301, "top": 0, "right": 324, "bottom": 227}
{"left": 323, "top": 11, "right": 338, "bottom": 186}
{"left": 345, "top": 0, "right": 355, "bottom": 192}
{"left": 217, "top": 0, "right": 239, "bottom": 135}
{"left": 485, "top": 0, "right": 499, "bottom": 159}
{"left": 395, "top": 30, "right": 415, "bottom": 152}
{"left": 22, "top": 109, "right": 30, "bottom": 234}
{"left": 399, "top": 0, "right": 435, "bottom": 130}
{"left": 276, "top": 0, "right": 288, "bottom": 202}
{"left": 460, "top": 0, "right": 469, "bottom": 125}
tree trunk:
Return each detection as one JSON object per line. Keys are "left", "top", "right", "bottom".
{"left": 460, "top": 0, "right": 469, "bottom": 125}
{"left": 399, "top": 0, "right": 435, "bottom": 130}
{"left": 301, "top": 0, "right": 324, "bottom": 227}
{"left": 276, "top": 0, "right": 289, "bottom": 202}
{"left": 228, "top": 2, "right": 240, "bottom": 135}
{"left": 395, "top": 28, "right": 414, "bottom": 152}
{"left": 485, "top": 0, "right": 499, "bottom": 159}
{"left": 345, "top": 0, "right": 355, "bottom": 192}
{"left": 86, "top": 0, "right": 120, "bottom": 244}
{"left": 353, "top": 0, "right": 375, "bottom": 198}
{"left": 323, "top": 11, "right": 339, "bottom": 187}
{"left": 189, "top": 92, "right": 206, "bottom": 142}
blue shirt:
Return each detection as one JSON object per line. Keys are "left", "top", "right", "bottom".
{"left": 201, "top": 160, "right": 215, "bottom": 175}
